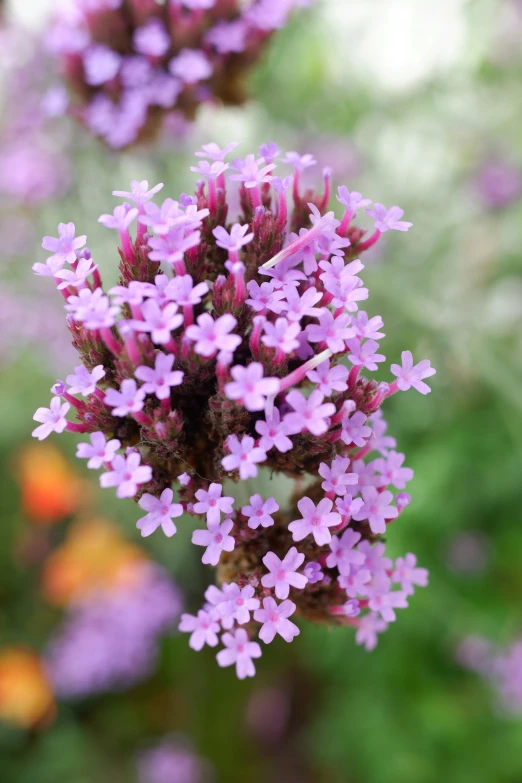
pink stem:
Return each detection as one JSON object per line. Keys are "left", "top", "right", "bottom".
{"left": 100, "top": 327, "right": 122, "bottom": 355}
{"left": 348, "top": 365, "right": 361, "bottom": 388}
{"left": 356, "top": 228, "right": 381, "bottom": 253}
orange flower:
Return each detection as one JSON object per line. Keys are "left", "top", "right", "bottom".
{"left": 16, "top": 443, "right": 90, "bottom": 525}
{"left": 42, "top": 518, "right": 147, "bottom": 606}
{"left": 0, "top": 648, "right": 55, "bottom": 729}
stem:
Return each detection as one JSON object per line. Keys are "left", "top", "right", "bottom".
{"left": 356, "top": 228, "right": 381, "bottom": 253}
{"left": 279, "top": 349, "right": 333, "bottom": 392}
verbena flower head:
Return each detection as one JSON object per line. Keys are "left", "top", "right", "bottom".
{"left": 45, "top": 0, "right": 314, "bottom": 149}
{"left": 33, "top": 141, "right": 434, "bottom": 678}
{"left": 45, "top": 563, "right": 181, "bottom": 698}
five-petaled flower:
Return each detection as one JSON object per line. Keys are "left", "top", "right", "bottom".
{"left": 261, "top": 547, "right": 308, "bottom": 599}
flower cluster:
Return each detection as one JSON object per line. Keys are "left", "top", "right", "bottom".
{"left": 458, "top": 635, "right": 522, "bottom": 716}
{"left": 137, "top": 737, "right": 213, "bottom": 783}
{"left": 33, "top": 141, "right": 434, "bottom": 678}
{"left": 45, "top": 563, "right": 181, "bottom": 697}
{"left": 46, "top": 0, "right": 313, "bottom": 148}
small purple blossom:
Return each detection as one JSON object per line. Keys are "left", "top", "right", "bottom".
{"left": 216, "top": 629, "right": 262, "bottom": 680}
{"left": 392, "top": 553, "right": 429, "bottom": 595}
{"left": 105, "top": 379, "right": 146, "bottom": 417}
{"left": 213, "top": 223, "right": 254, "bottom": 252}
{"left": 194, "top": 483, "right": 234, "bottom": 525}
{"left": 306, "top": 359, "right": 348, "bottom": 396}
{"left": 254, "top": 598, "right": 300, "bottom": 644}
{"left": 66, "top": 364, "right": 105, "bottom": 396}
{"left": 366, "top": 204, "right": 412, "bottom": 233}
{"left": 318, "top": 456, "right": 357, "bottom": 496}
{"left": 169, "top": 49, "right": 213, "bottom": 83}
{"left": 100, "top": 452, "right": 152, "bottom": 498}
{"left": 288, "top": 497, "right": 341, "bottom": 547}
{"left": 137, "top": 488, "right": 183, "bottom": 538}
{"left": 221, "top": 435, "right": 267, "bottom": 480}
{"left": 255, "top": 408, "right": 293, "bottom": 454}
{"left": 261, "top": 547, "right": 307, "bottom": 600}
{"left": 185, "top": 313, "right": 240, "bottom": 357}
{"left": 192, "top": 518, "right": 235, "bottom": 566}
{"left": 390, "top": 351, "right": 436, "bottom": 394}
{"left": 261, "top": 318, "right": 301, "bottom": 355}
{"left": 224, "top": 363, "right": 279, "bottom": 412}
{"left": 303, "top": 562, "right": 324, "bottom": 584}
{"left": 336, "top": 186, "right": 372, "bottom": 213}
{"left": 76, "top": 432, "right": 120, "bottom": 469}
{"left": 347, "top": 338, "right": 386, "bottom": 371}
{"left": 341, "top": 411, "right": 372, "bottom": 448}
{"left": 307, "top": 311, "right": 354, "bottom": 354}
{"left": 352, "top": 487, "right": 398, "bottom": 535}
{"left": 326, "top": 529, "right": 365, "bottom": 575}
{"left": 135, "top": 353, "right": 184, "bottom": 400}
{"left": 242, "top": 494, "right": 279, "bottom": 530}
{"left": 284, "top": 390, "right": 335, "bottom": 437}
{"left": 42, "top": 222, "right": 86, "bottom": 266}
{"left": 179, "top": 610, "right": 220, "bottom": 651}
{"left": 32, "top": 397, "right": 70, "bottom": 440}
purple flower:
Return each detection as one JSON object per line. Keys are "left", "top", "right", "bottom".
{"left": 134, "top": 300, "right": 183, "bottom": 345}
{"left": 148, "top": 228, "right": 201, "bottom": 265}
{"left": 167, "top": 275, "right": 209, "bottom": 307}
{"left": 213, "top": 223, "right": 254, "bottom": 252}
{"left": 392, "top": 553, "right": 429, "bottom": 595}
{"left": 190, "top": 160, "right": 229, "bottom": 180}
{"left": 136, "top": 738, "right": 211, "bottom": 783}
{"left": 98, "top": 203, "right": 139, "bottom": 231}
{"left": 336, "top": 186, "right": 372, "bottom": 213}
{"left": 306, "top": 359, "right": 349, "bottom": 396}
{"left": 221, "top": 435, "right": 267, "bottom": 479}
{"left": 195, "top": 142, "right": 240, "bottom": 161}
{"left": 46, "top": 564, "right": 181, "bottom": 697}
{"left": 212, "top": 583, "right": 260, "bottom": 628}
{"left": 105, "top": 378, "right": 146, "bottom": 417}
{"left": 83, "top": 45, "right": 121, "bottom": 86}
{"left": 133, "top": 19, "right": 171, "bottom": 57}
{"left": 246, "top": 281, "right": 286, "bottom": 314}
{"left": 192, "top": 518, "right": 235, "bottom": 566}
{"left": 224, "top": 363, "right": 279, "bottom": 412}
{"left": 242, "top": 494, "right": 279, "bottom": 530}
{"left": 194, "top": 483, "right": 234, "bottom": 525}
{"left": 254, "top": 597, "right": 300, "bottom": 644}
{"left": 318, "top": 456, "right": 357, "bottom": 496}
{"left": 303, "top": 562, "right": 324, "bottom": 584}
{"left": 137, "top": 488, "right": 183, "bottom": 538}
{"left": 355, "top": 613, "right": 389, "bottom": 651}
{"left": 261, "top": 318, "right": 301, "bottom": 355}
{"left": 66, "top": 364, "right": 105, "bottom": 396}
{"left": 76, "top": 432, "right": 120, "bottom": 469}
{"left": 55, "top": 257, "right": 98, "bottom": 290}
{"left": 352, "top": 311, "right": 385, "bottom": 341}
{"left": 347, "top": 338, "right": 386, "bottom": 371}
{"left": 185, "top": 313, "right": 240, "bottom": 357}
{"left": 341, "top": 411, "right": 372, "bottom": 448}
{"left": 366, "top": 204, "right": 412, "bottom": 233}
{"left": 335, "top": 494, "right": 364, "bottom": 520}
{"left": 135, "top": 353, "right": 184, "bottom": 400}
{"left": 280, "top": 285, "right": 323, "bottom": 322}
{"left": 32, "top": 397, "right": 70, "bottom": 440}
{"left": 326, "top": 529, "right": 365, "bottom": 575}
{"left": 42, "top": 222, "right": 86, "bottom": 266}
{"left": 390, "top": 350, "right": 436, "bottom": 394}
{"left": 372, "top": 451, "right": 413, "bottom": 489}
{"left": 179, "top": 611, "right": 220, "bottom": 651}
{"left": 288, "top": 497, "right": 341, "bottom": 546}
{"left": 352, "top": 487, "right": 398, "bottom": 535}
{"left": 338, "top": 568, "right": 372, "bottom": 598}
{"left": 284, "top": 390, "right": 335, "bottom": 437}
{"left": 66, "top": 288, "right": 119, "bottom": 330}
{"left": 229, "top": 155, "right": 276, "bottom": 188}
{"left": 255, "top": 408, "right": 293, "bottom": 454}
{"left": 307, "top": 311, "right": 354, "bottom": 354}
{"left": 113, "top": 180, "right": 164, "bottom": 207}
{"left": 169, "top": 49, "right": 212, "bottom": 84}
{"left": 281, "top": 151, "right": 317, "bottom": 171}
{"left": 261, "top": 547, "right": 307, "bottom": 599}
{"left": 216, "top": 628, "right": 262, "bottom": 679}
{"left": 100, "top": 452, "right": 152, "bottom": 498}
{"left": 367, "top": 581, "right": 408, "bottom": 623}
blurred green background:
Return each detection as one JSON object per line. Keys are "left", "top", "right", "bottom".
{"left": 1, "top": 0, "right": 522, "bottom": 781}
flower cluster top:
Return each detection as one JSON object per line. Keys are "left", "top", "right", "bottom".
{"left": 33, "top": 141, "right": 434, "bottom": 678}
{"left": 46, "top": 0, "right": 313, "bottom": 148}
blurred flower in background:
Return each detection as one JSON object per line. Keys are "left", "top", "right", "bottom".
{"left": 0, "top": 648, "right": 55, "bottom": 729}
{"left": 136, "top": 736, "right": 213, "bottom": 783}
